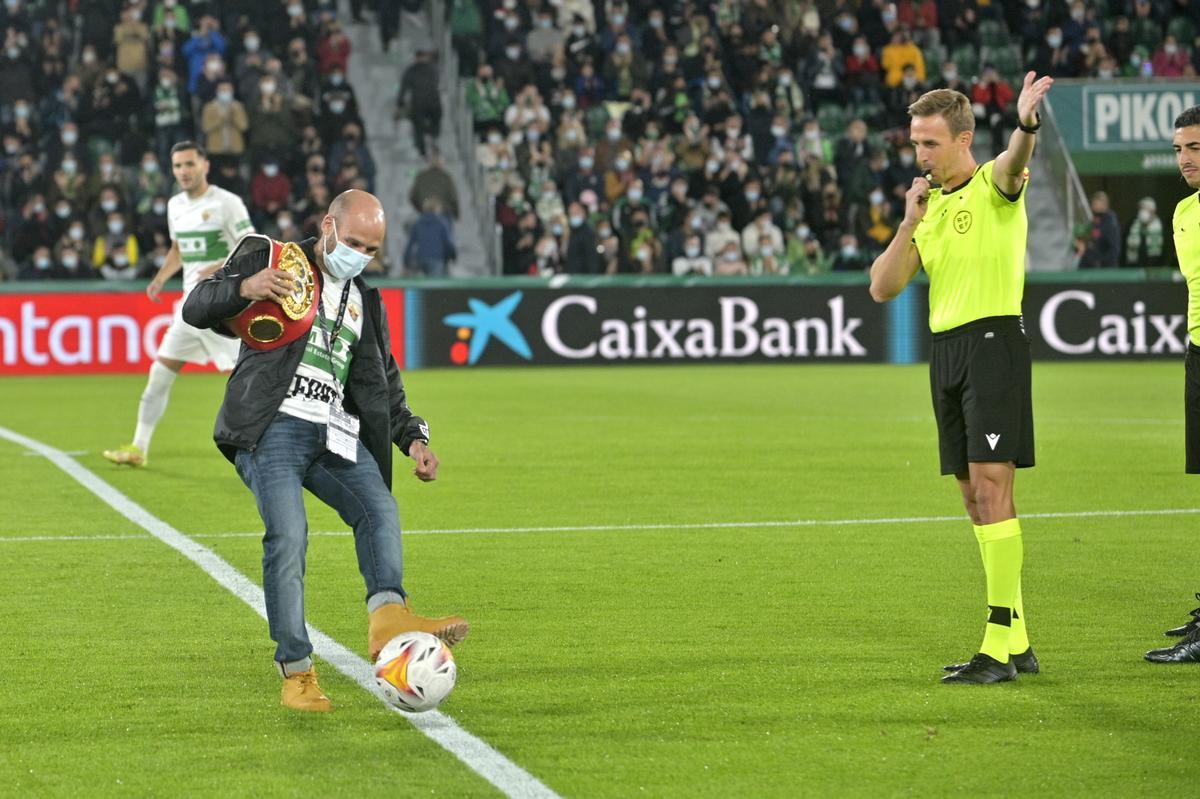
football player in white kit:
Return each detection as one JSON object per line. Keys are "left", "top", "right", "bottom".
{"left": 103, "top": 142, "right": 254, "bottom": 467}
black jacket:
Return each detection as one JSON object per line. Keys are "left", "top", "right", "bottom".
{"left": 181, "top": 238, "right": 428, "bottom": 488}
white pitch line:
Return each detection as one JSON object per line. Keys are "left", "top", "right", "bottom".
{"left": 0, "top": 425, "right": 560, "bottom": 799}
{"left": 6, "top": 506, "right": 1200, "bottom": 545}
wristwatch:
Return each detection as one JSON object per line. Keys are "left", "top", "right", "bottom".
{"left": 1018, "top": 114, "right": 1041, "bottom": 134}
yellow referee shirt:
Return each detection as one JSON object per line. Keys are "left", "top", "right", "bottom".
{"left": 1173, "top": 191, "right": 1200, "bottom": 346}
{"left": 913, "top": 160, "right": 1028, "bottom": 333}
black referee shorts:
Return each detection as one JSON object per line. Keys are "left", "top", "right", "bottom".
{"left": 1186, "top": 342, "right": 1200, "bottom": 474}
{"left": 929, "top": 315, "right": 1035, "bottom": 476}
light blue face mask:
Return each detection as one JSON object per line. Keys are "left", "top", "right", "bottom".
{"left": 322, "top": 219, "right": 372, "bottom": 280}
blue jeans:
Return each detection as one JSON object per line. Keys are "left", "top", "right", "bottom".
{"left": 234, "top": 414, "right": 406, "bottom": 667}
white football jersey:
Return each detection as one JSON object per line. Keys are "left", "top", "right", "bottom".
{"left": 167, "top": 184, "right": 254, "bottom": 292}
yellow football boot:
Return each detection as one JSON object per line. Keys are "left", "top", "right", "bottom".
{"left": 102, "top": 444, "right": 146, "bottom": 467}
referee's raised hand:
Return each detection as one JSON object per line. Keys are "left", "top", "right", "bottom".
{"left": 903, "top": 176, "right": 932, "bottom": 227}
{"left": 1017, "top": 71, "right": 1054, "bottom": 128}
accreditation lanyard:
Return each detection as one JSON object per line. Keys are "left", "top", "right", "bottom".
{"left": 316, "top": 280, "right": 360, "bottom": 463}
{"left": 316, "top": 279, "right": 354, "bottom": 391}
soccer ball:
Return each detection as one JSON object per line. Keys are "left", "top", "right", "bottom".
{"left": 374, "top": 631, "right": 457, "bottom": 713}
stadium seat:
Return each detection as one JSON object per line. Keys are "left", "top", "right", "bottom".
{"left": 950, "top": 45, "right": 979, "bottom": 78}
{"left": 987, "top": 45, "right": 1023, "bottom": 83}
{"left": 979, "top": 20, "right": 1007, "bottom": 50}
{"left": 817, "top": 104, "right": 847, "bottom": 134}
{"left": 922, "top": 43, "right": 947, "bottom": 74}
{"left": 1167, "top": 17, "right": 1196, "bottom": 45}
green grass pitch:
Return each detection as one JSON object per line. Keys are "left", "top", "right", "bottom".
{"left": 2, "top": 362, "right": 1198, "bottom": 797}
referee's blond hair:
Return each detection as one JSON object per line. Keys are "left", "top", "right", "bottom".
{"left": 908, "top": 89, "right": 976, "bottom": 137}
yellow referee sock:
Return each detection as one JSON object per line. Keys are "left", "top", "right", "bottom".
{"left": 977, "top": 532, "right": 1031, "bottom": 655}
{"left": 1009, "top": 576, "right": 1030, "bottom": 655}
{"left": 974, "top": 519, "right": 1024, "bottom": 663}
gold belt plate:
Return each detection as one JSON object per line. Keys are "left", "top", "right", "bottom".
{"left": 277, "top": 241, "right": 316, "bottom": 320}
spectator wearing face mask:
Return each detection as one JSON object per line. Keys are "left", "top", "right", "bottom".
{"left": 201, "top": 80, "right": 248, "bottom": 169}
{"left": 56, "top": 219, "right": 92, "bottom": 267}
{"left": 48, "top": 198, "right": 78, "bottom": 242}
{"left": 880, "top": 29, "right": 925, "bottom": 88}
{"left": 98, "top": 241, "right": 137, "bottom": 280}
{"left": 248, "top": 73, "right": 295, "bottom": 166}
{"left": 181, "top": 16, "right": 227, "bottom": 95}
{"left": 151, "top": 0, "right": 191, "bottom": 41}
{"left": 50, "top": 154, "right": 87, "bottom": 206}
{"left": 714, "top": 241, "right": 747, "bottom": 275}
{"left": 93, "top": 210, "right": 139, "bottom": 272}
{"left": 55, "top": 245, "right": 92, "bottom": 279}
{"left": 844, "top": 36, "right": 882, "bottom": 106}
{"left": 1125, "top": 196, "right": 1166, "bottom": 268}
{"left": 466, "top": 65, "right": 510, "bottom": 136}
{"left": 627, "top": 216, "right": 662, "bottom": 274}
{"left": 971, "top": 65, "right": 1016, "bottom": 148}
{"left": 831, "top": 233, "right": 869, "bottom": 272}
{"left": 862, "top": 186, "right": 898, "bottom": 250}
{"left": 18, "top": 245, "right": 62, "bottom": 280}
{"left": 786, "top": 225, "right": 831, "bottom": 275}
{"left": 284, "top": 37, "right": 319, "bottom": 101}
{"left": 741, "top": 209, "right": 783, "bottom": 260}
{"left": 329, "top": 120, "right": 374, "bottom": 185}
{"left": 135, "top": 195, "right": 170, "bottom": 253}
{"left": 705, "top": 211, "right": 740, "bottom": 261}
{"left": 1031, "top": 25, "right": 1082, "bottom": 78}
{"left": 316, "top": 21, "right": 351, "bottom": 77}
{"left": 672, "top": 232, "right": 713, "bottom": 276}
{"left": 131, "top": 151, "right": 167, "bottom": 214}
{"left": 152, "top": 68, "right": 187, "bottom": 165}
{"left": 1151, "top": 35, "right": 1190, "bottom": 77}
{"left": 0, "top": 40, "right": 36, "bottom": 106}
{"left": 563, "top": 201, "right": 601, "bottom": 274}
{"left": 409, "top": 146, "right": 459, "bottom": 220}
{"left": 749, "top": 232, "right": 784, "bottom": 276}
{"left": 12, "top": 194, "right": 54, "bottom": 263}
{"left": 250, "top": 160, "right": 292, "bottom": 225}
{"left": 526, "top": 9, "right": 565, "bottom": 64}
{"left": 612, "top": 180, "right": 654, "bottom": 241}
{"left": 114, "top": 4, "right": 151, "bottom": 91}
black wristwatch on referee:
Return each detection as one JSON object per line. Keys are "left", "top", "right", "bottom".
{"left": 1018, "top": 114, "right": 1041, "bottom": 134}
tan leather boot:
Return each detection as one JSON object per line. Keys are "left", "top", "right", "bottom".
{"left": 368, "top": 602, "right": 469, "bottom": 662}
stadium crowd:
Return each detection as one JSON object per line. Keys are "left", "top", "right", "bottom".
{"left": 1, "top": 1, "right": 1198, "bottom": 280}
{"left": 452, "top": 0, "right": 1200, "bottom": 276}
{"left": 0, "top": 0, "right": 380, "bottom": 281}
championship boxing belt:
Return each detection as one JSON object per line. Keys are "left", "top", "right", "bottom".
{"left": 225, "top": 235, "right": 319, "bottom": 351}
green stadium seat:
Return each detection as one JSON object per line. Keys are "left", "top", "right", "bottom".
{"left": 852, "top": 103, "right": 886, "bottom": 128}
{"left": 987, "top": 45, "right": 1022, "bottom": 82}
{"left": 922, "top": 43, "right": 947, "bottom": 74}
{"left": 1132, "top": 18, "right": 1163, "bottom": 51}
{"left": 950, "top": 44, "right": 979, "bottom": 78}
{"left": 1167, "top": 17, "right": 1195, "bottom": 45}
{"left": 979, "top": 20, "right": 1007, "bottom": 49}
{"left": 817, "top": 104, "right": 846, "bottom": 133}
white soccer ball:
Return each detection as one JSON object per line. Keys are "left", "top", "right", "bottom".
{"left": 374, "top": 631, "right": 457, "bottom": 713}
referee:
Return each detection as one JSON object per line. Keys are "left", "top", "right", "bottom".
{"left": 869, "top": 73, "right": 1053, "bottom": 684}
{"left": 1145, "top": 105, "right": 1200, "bottom": 664}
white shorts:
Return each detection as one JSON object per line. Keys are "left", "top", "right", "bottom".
{"left": 156, "top": 302, "right": 241, "bottom": 371}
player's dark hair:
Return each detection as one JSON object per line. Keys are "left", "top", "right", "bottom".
{"left": 1175, "top": 106, "right": 1200, "bottom": 130}
{"left": 170, "top": 140, "right": 207, "bottom": 159}
{"left": 908, "top": 89, "right": 976, "bottom": 137}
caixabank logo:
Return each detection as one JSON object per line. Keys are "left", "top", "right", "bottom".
{"left": 422, "top": 286, "right": 886, "bottom": 367}
{"left": 441, "top": 291, "right": 533, "bottom": 365}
